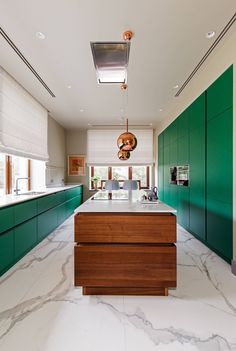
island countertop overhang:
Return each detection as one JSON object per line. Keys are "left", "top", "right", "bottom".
{"left": 74, "top": 190, "right": 177, "bottom": 214}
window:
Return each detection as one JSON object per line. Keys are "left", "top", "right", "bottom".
{"left": 0, "top": 153, "right": 30, "bottom": 195}
{"left": 132, "top": 166, "right": 149, "bottom": 188}
{"left": 11, "top": 156, "right": 29, "bottom": 193}
{"left": 89, "top": 166, "right": 150, "bottom": 190}
{"left": 91, "top": 166, "right": 109, "bottom": 189}
{"left": 0, "top": 154, "right": 6, "bottom": 196}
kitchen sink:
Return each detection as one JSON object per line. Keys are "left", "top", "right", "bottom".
{"left": 19, "top": 191, "right": 46, "bottom": 196}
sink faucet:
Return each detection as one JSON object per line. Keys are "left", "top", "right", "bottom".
{"left": 14, "top": 177, "right": 30, "bottom": 195}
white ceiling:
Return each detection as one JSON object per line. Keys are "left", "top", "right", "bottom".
{"left": 0, "top": 0, "right": 236, "bottom": 129}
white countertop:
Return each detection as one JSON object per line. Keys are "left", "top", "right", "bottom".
{"left": 0, "top": 184, "right": 82, "bottom": 209}
{"left": 75, "top": 190, "right": 176, "bottom": 214}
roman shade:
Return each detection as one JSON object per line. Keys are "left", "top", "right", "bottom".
{"left": 87, "top": 129, "right": 153, "bottom": 165}
{"left": 0, "top": 67, "right": 49, "bottom": 160}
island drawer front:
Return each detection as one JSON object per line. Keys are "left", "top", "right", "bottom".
{"left": 75, "top": 213, "right": 176, "bottom": 243}
{"left": 74, "top": 244, "right": 176, "bottom": 288}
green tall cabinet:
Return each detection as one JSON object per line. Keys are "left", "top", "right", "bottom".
{"left": 157, "top": 65, "right": 233, "bottom": 263}
{"left": 206, "top": 66, "right": 233, "bottom": 261}
{"left": 189, "top": 93, "right": 206, "bottom": 240}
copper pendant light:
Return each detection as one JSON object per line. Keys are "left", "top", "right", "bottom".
{"left": 117, "top": 118, "right": 137, "bottom": 152}
{"left": 117, "top": 150, "right": 130, "bottom": 160}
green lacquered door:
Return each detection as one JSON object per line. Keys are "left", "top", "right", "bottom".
{"left": 37, "top": 207, "right": 58, "bottom": 241}
{"left": 189, "top": 93, "right": 206, "bottom": 240}
{"left": 178, "top": 187, "right": 189, "bottom": 229}
{"left": 15, "top": 218, "right": 37, "bottom": 260}
{"left": 206, "top": 108, "right": 233, "bottom": 261}
{"left": 158, "top": 133, "right": 164, "bottom": 201}
{"left": 0, "top": 230, "right": 14, "bottom": 275}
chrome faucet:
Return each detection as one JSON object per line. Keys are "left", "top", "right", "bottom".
{"left": 14, "top": 177, "right": 30, "bottom": 195}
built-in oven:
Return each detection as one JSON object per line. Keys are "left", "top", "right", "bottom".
{"left": 177, "top": 165, "right": 189, "bottom": 186}
{"left": 170, "top": 166, "right": 177, "bottom": 184}
{"left": 169, "top": 165, "right": 189, "bottom": 186}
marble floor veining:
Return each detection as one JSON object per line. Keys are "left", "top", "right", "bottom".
{"left": 0, "top": 217, "right": 236, "bottom": 351}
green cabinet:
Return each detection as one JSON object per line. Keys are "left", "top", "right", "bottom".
{"left": 14, "top": 199, "right": 37, "bottom": 226}
{"left": 15, "top": 218, "right": 37, "bottom": 260}
{"left": 158, "top": 133, "right": 164, "bottom": 201}
{"left": 0, "top": 230, "right": 14, "bottom": 275}
{"left": 37, "top": 207, "right": 58, "bottom": 241}
{"left": 178, "top": 187, "right": 189, "bottom": 229}
{"left": 206, "top": 108, "right": 232, "bottom": 261}
{"left": 207, "top": 65, "right": 233, "bottom": 121}
{"left": 189, "top": 93, "right": 206, "bottom": 240}
{"left": 37, "top": 193, "right": 58, "bottom": 214}
{"left": 157, "top": 66, "right": 233, "bottom": 263}
{"left": 0, "top": 206, "right": 14, "bottom": 234}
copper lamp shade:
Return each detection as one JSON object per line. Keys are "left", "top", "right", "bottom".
{"left": 117, "top": 150, "right": 130, "bottom": 160}
{"left": 117, "top": 132, "right": 137, "bottom": 151}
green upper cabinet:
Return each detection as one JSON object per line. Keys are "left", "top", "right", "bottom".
{"left": 207, "top": 108, "right": 233, "bottom": 204}
{"left": 177, "top": 109, "right": 189, "bottom": 139}
{"left": 169, "top": 119, "right": 178, "bottom": 143}
{"left": 177, "top": 136, "right": 189, "bottom": 165}
{"left": 158, "top": 132, "right": 164, "bottom": 150}
{"left": 0, "top": 206, "right": 14, "bottom": 234}
{"left": 189, "top": 93, "right": 205, "bottom": 132}
{"left": 14, "top": 199, "right": 37, "bottom": 226}
{"left": 207, "top": 65, "right": 233, "bottom": 120}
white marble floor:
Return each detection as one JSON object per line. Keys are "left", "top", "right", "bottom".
{"left": 0, "top": 217, "right": 236, "bottom": 351}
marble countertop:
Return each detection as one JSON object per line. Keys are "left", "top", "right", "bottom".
{"left": 75, "top": 190, "right": 177, "bottom": 214}
{"left": 0, "top": 184, "right": 82, "bottom": 209}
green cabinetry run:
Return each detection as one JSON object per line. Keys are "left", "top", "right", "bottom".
{"left": 0, "top": 185, "right": 83, "bottom": 276}
{"left": 158, "top": 66, "right": 233, "bottom": 262}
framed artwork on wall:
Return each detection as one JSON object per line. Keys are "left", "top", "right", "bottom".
{"left": 68, "top": 155, "right": 86, "bottom": 176}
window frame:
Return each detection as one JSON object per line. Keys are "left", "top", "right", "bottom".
{"left": 2, "top": 155, "right": 31, "bottom": 194}
{"left": 90, "top": 166, "right": 150, "bottom": 190}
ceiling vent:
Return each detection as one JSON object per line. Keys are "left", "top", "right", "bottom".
{"left": 90, "top": 42, "right": 130, "bottom": 84}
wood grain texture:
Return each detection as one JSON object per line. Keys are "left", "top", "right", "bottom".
{"left": 75, "top": 213, "right": 176, "bottom": 243}
{"left": 74, "top": 244, "right": 176, "bottom": 288}
{"left": 82, "top": 287, "right": 168, "bottom": 296}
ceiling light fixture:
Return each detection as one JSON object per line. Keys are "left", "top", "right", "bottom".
{"left": 67, "top": 85, "right": 72, "bottom": 89}
{"left": 80, "top": 109, "right": 84, "bottom": 113}
{"left": 159, "top": 108, "right": 163, "bottom": 112}
{"left": 91, "top": 31, "right": 133, "bottom": 84}
{"left": 206, "top": 31, "right": 215, "bottom": 39}
{"left": 36, "top": 31, "right": 46, "bottom": 40}
{"left": 173, "top": 84, "right": 179, "bottom": 89}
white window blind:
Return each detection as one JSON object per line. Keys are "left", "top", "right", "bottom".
{"left": 0, "top": 67, "right": 49, "bottom": 160}
{"left": 87, "top": 129, "right": 153, "bottom": 166}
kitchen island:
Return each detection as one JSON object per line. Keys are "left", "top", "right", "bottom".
{"left": 74, "top": 190, "right": 177, "bottom": 296}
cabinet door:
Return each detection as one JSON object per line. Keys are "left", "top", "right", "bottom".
{"left": 189, "top": 94, "right": 206, "bottom": 240}
{"left": 37, "top": 207, "right": 58, "bottom": 241}
{"left": 178, "top": 187, "right": 189, "bottom": 229}
{"left": 0, "top": 206, "right": 14, "bottom": 234}
{"left": 37, "top": 193, "right": 58, "bottom": 214}
{"left": 206, "top": 108, "right": 232, "bottom": 261}
{"left": 207, "top": 65, "right": 233, "bottom": 121}
{"left": 14, "top": 200, "right": 37, "bottom": 226}
{"left": 158, "top": 145, "right": 164, "bottom": 201}
{"left": 178, "top": 136, "right": 189, "bottom": 165}
{"left": 15, "top": 218, "right": 37, "bottom": 260}
{"left": 0, "top": 230, "right": 14, "bottom": 275}
{"left": 57, "top": 203, "right": 67, "bottom": 225}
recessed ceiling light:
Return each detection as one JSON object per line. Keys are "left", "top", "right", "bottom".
{"left": 36, "top": 31, "right": 46, "bottom": 40}
{"left": 173, "top": 85, "right": 179, "bottom": 89}
{"left": 159, "top": 108, "right": 163, "bottom": 112}
{"left": 206, "top": 31, "right": 215, "bottom": 39}
{"left": 88, "top": 123, "right": 91, "bottom": 126}
{"left": 80, "top": 109, "right": 84, "bottom": 113}
{"left": 67, "top": 85, "right": 72, "bottom": 89}
{"left": 149, "top": 123, "right": 153, "bottom": 126}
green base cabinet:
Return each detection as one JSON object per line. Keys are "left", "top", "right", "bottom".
{"left": 0, "top": 230, "right": 14, "bottom": 275}
{"left": 15, "top": 218, "right": 37, "bottom": 260}
{"left": 0, "top": 186, "right": 83, "bottom": 277}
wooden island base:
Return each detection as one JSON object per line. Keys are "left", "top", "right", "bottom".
{"left": 74, "top": 210, "right": 177, "bottom": 296}
{"left": 82, "top": 287, "right": 168, "bottom": 296}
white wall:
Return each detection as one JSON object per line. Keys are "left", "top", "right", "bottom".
{"left": 65, "top": 129, "right": 90, "bottom": 199}
{"left": 156, "top": 29, "right": 236, "bottom": 261}
{"left": 46, "top": 115, "right": 66, "bottom": 186}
